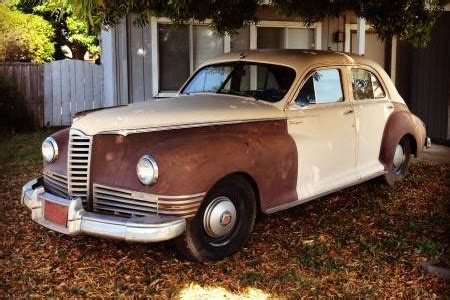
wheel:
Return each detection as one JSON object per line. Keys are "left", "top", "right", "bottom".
{"left": 383, "top": 136, "right": 412, "bottom": 186}
{"left": 176, "top": 175, "right": 256, "bottom": 262}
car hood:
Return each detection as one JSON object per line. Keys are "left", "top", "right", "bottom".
{"left": 71, "top": 94, "right": 285, "bottom": 135}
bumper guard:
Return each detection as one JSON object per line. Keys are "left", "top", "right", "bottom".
{"left": 425, "top": 137, "right": 432, "bottom": 149}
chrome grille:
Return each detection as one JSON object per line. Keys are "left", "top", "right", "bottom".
{"left": 93, "top": 183, "right": 204, "bottom": 218}
{"left": 93, "top": 184, "right": 158, "bottom": 217}
{"left": 43, "top": 170, "right": 69, "bottom": 198}
{"left": 68, "top": 129, "right": 92, "bottom": 207}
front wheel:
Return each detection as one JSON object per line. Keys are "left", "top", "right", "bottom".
{"left": 383, "top": 136, "right": 412, "bottom": 186}
{"left": 176, "top": 175, "right": 256, "bottom": 262}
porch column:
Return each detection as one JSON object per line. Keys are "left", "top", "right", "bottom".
{"left": 356, "top": 18, "right": 366, "bottom": 55}
{"left": 390, "top": 37, "right": 398, "bottom": 84}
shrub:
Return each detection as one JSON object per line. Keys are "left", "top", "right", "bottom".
{"left": 0, "top": 4, "right": 55, "bottom": 63}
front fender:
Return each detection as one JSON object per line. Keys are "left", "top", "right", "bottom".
{"left": 90, "top": 120, "right": 298, "bottom": 212}
{"left": 43, "top": 128, "right": 70, "bottom": 177}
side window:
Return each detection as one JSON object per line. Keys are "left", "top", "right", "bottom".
{"left": 296, "top": 76, "right": 315, "bottom": 106}
{"left": 371, "top": 73, "right": 386, "bottom": 98}
{"left": 351, "top": 68, "right": 386, "bottom": 100}
{"left": 295, "top": 69, "right": 343, "bottom": 106}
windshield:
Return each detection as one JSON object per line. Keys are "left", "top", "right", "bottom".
{"left": 181, "top": 62, "right": 296, "bottom": 103}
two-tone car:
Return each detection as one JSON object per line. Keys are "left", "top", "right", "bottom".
{"left": 22, "top": 50, "right": 430, "bottom": 261}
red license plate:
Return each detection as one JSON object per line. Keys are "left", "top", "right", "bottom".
{"left": 44, "top": 201, "right": 68, "bottom": 227}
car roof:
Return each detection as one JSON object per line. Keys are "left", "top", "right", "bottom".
{"left": 201, "top": 49, "right": 380, "bottom": 73}
{"left": 194, "top": 49, "right": 405, "bottom": 108}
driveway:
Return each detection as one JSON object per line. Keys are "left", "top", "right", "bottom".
{"left": 419, "top": 144, "right": 450, "bottom": 164}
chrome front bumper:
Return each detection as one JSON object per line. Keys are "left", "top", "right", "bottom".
{"left": 21, "top": 179, "right": 186, "bottom": 242}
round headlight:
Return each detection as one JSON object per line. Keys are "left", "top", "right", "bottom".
{"left": 137, "top": 155, "right": 159, "bottom": 185}
{"left": 42, "top": 137, "right": 58, "bottom": 163}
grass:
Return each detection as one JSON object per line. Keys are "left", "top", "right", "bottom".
{"left": 0, "top": 128, "right": 60, "bottom": 166}
{"left": 0, "top": 130, "right": 449, "bottom": 298}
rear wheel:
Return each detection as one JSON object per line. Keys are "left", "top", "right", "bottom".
{"left": 176, "top": 175, "right": 256, "bottom": 262}
{"left": 383, "top": 136, "right": 412, "bottom": 186}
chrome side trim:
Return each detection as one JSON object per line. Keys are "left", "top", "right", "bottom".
{"left": 96, "top": 117, "right": 287, "bottom": 136}
{"left": 265, "top": 170, "right": 386, "bottom": 214}
{"left": 22, "top": 179, "right": 186, "bottom": 242}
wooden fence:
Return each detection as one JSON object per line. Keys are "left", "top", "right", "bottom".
{"left": 0, "top": 63, "right": 44, "bottom": 128}
{"left": 44, "top": 60, "right": 104, "bottom": 126}
{"left": 0, "top": 59, "right": 104, "bottom": 127}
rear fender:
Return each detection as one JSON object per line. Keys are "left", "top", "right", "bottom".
{"left": 379, "top": 105, "right": 426, "bottom": 168}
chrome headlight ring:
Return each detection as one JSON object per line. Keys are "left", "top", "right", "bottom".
{"left": 136, "top": 155, "right": 159, "bottom": 185}
{"left": 42, "top": 137, "right": 58, "bottom": 163}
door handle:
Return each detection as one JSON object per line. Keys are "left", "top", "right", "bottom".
{"left": 343, "top": 109, "right": 354, "bottom": 115}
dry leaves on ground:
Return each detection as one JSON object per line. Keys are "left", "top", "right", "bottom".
{"left": 0, "top": 131, "right": 449, "bottom": 298}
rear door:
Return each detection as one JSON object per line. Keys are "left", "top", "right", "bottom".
{"left": 286, "top": 67, "right": 358, "bottom": 201}
{"left": 349, "top": 67, "right": 394, "bottom": 178}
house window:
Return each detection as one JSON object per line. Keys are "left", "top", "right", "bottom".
{"left": 230, "top": 27, "right": 250, "bottom": 52}
{"left": 193, "top": 26, "right": 224, "bottom": 69}
{"left": 255, "top": 22, "right": 319, "bottom": 50}
{"left": 286, "top": 28, "right": 315, "bottom": 49}
{"left": 158, "top": 24, "right": 190, "bottom": 91}
{"left": 257, "top": 27, "right": 284, "bottom": 48}
{"left": 154, "top": 20, "right": 229, "bottom": 96}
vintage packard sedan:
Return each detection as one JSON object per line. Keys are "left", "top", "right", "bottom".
{"left": 22, "top": 50, "right": 430, "bottom": 261}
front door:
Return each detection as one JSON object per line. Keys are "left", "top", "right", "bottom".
{"left": 285, "top": 67, "right": 358, "bottom": 201}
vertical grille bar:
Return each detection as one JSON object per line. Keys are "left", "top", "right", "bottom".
{"left": 68, "top": 129, "right": 92, "bottom": 208}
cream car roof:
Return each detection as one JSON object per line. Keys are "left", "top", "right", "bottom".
{"left": 201, "top": 49, "right": 372, "bottom": 72}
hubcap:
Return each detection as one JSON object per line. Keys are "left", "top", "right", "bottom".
{"left": 203, "top": 196, "right": 237, "bottom": 238}
{"left": 393, "top": 144, "right": 405, "bottom": 173}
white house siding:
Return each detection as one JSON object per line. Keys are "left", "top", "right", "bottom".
{"left": 115, "top": 18, "right": 130, "bottom": 106}
{"left": 351, "top": 31, "right": 385, "bottom": 68}
{"left": 321, "top": 16, "right": 346, "bottom": 52}
{"left": 127, "top": 15, "right": 153, "bottom": 103}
